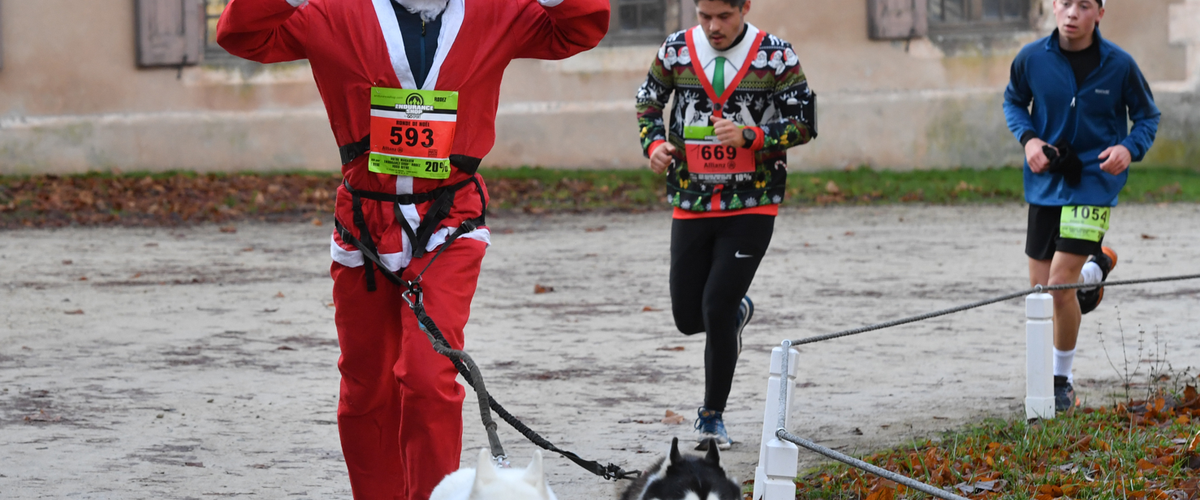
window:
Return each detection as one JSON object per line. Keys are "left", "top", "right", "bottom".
{"left": 205, "top": 0, "right": 231, "bottom": 59}
{"left": 136, "top": 0, "right": 205, "bottom": 67}
{"left": 929, "top": 0, "right": 1031, "bottom": 32}
{"left": 609, "top": 0, "right": 668, "bottom": 45}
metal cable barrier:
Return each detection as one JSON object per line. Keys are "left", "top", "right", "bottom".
{"left": 758, "top": 272, "right": 1200, "bottom": 500}
{"left": 776, "top": 430, "right": 970, "bottom": 500}
{"left": 790, "top": 273, "right": 1200, "bottom": 346}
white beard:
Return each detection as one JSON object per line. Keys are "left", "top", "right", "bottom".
{"left": 393, "top": 0, "right": 450, "bottom": 22}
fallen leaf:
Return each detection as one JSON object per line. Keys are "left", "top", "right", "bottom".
{"left": 1142, "top": 234, "right": 1157, "bottom": 240}
{"left": 184, "top": 462, "right": 204, "bottom": 468}
{"left": 144, "top": 242, "right": 159, "bottom": 247}
{"left": 61, "top": 260, "right": 73, "bottom": 265}
{"left": 849, "top": 427, "right": 863, "bottom": 435}
{"left": 824, "top": 180, "right": 841, "bottom": 195}
{"left": 277, "top": 346, "right": 296, "bottom": 351}
{"left": 275, "top": 292, "right": 285, "bottom": 298}
{"left": 642, "top": 306, "right": 660, "bottom": 312}
{"left": 662, "top": 410, "right": 686, "bottom": 425}
{"left": 131, "top": 272, "right": 142, "bottom": 279}
{"left": 220, "top": 226, "right": 237, "bottom": 233}
{"left": 533, "top": 284, "right": 554, "bottom": 294}
{"left": 844, "top": 231, "right": 855, "bottom": 236}
{"left": 262, "top": 308, "right": 279, "bottom": 313}
{"left": 311, "top": 218, "right": 323, "bottom": 226}
{"left": 656, "top": 346, "right": 685, "bottom": 352}
{"left": 24, "top": 409, "right": 62, "bottom": 422}
{"left": 78, "top": 276, "right": 88, "bottom": 281}
{"left": 64, "top": 310, "right": 84, "bottom": 315}
{"left": 584, "top": 225, "right": 607, "bottom": 232}
{"left": 242, "top": 247, "right": 255, "bottom": 252}
{"left": 864, "top": 483, "right": 894, "bottom": 500}
{"left": 977, "top": 480, "right": 1008, "bottom": 492}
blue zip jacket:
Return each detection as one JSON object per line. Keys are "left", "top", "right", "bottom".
{"left": 1003, "top": 29, "right": 1160, "bottom": 207}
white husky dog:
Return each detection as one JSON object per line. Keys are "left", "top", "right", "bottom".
{"left": 429, "top": 449, "right": 558, "bottom": 500}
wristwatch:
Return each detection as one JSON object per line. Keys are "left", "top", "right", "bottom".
{"left": 741, "top": 128, "right": 757, "bottom": 148}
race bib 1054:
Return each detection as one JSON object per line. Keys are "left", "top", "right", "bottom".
{"left": 1060, "top": 205, "right": 1111, "bottom": 242}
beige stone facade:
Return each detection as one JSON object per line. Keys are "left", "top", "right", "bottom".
{"left": 1, "top": 0, "right": 1198, "bottom": 173}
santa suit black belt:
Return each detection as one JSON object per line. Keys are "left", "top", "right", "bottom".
{"left": 335, "top": 136, "right": 487, "bottom": 292}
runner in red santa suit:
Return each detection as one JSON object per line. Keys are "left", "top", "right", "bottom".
{"left": 217, "top": 0, "right": 608, "bottom": 498}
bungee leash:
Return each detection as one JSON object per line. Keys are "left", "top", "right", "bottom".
{"left": 336, "top": 218, "right": 640, "bottom": 480}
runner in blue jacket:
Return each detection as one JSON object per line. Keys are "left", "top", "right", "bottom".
{"left": 1003, "top": 0, "right": 1159, "bottom": 413}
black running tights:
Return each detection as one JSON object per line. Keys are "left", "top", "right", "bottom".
{"left": 669, "top": 214, "right": 774, "bottom": 413}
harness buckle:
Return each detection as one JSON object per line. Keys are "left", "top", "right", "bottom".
{"left": 401, "top": 285, "right": 423, "bottom": 309}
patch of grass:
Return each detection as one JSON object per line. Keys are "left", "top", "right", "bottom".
{"left": 1, "top": 166, "right": 1197, "bottom": 228}
{"left": 760, "top": 392, "right": 1200, "bottom": 500}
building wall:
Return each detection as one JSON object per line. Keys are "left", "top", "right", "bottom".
{"left": 1, "top": 0, "right": 1198, "bottom": 173}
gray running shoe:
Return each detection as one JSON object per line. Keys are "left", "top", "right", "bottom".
{"left": 1054, "top": 375, "right": 1077, "bottom": 413}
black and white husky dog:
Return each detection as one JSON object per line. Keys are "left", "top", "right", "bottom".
{"left": 619, "top": 438, "right": 741, "bottom": 500}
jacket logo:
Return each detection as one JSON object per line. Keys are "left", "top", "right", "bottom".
{"left": 1095, "top": 89, "right": 1111, "bottom": 95}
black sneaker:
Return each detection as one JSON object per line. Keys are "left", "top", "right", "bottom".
{"left": 735, "top": 296, "right": 753, "bottom": 357}
{"left": 1054, "top": 375, "right": 1076, "bottom": 413}
{"left": 1078, "top": 246, "right": 1117, "bottom": 315}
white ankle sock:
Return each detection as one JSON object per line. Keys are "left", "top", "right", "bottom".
{"left": 1079, "top": 261, "right": 1103, "bottom": 291}
{"left": 1054, "top": 348, "right": 1075, "bottom": 384}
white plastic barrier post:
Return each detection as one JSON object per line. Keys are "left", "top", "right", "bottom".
{"left": 1025, "top": 292, "right": 1055, "bottom": 420}
{"left": 753, "top": 343, "right": 800, "bottom": 500}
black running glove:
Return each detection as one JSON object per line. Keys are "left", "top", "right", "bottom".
{"left": 1042, "top": 140, "right": 1083, "bottom": 186}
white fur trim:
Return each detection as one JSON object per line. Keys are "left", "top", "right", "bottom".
{"left": 423, "top": 0, "right": 463, "bottom": 90}
{"left": 330, "top": 237, "right": 408, "bottom": 272}
{"left": 372, "top": 0, "right": 418, "bottom": 88}
{"left": 425, "top": 226, "right": 492, "bottom": 252}
{"left": 373, "top": 0, "right": 464, "bottom": 90}
{"left": 538, "top": 0, "right": 565, "bottom": 7}
{"left": 285, "top": 0, "right": 308, "bottom": 7}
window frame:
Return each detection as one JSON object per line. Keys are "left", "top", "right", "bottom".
{"left": 205, "top": 0, "right": 237, "bottom": 61}
{"left": 605, "top": 0, "right": 672, "bottom": 47}
{"left": 928, "top": 0, "right": 1035, "bottom": 34}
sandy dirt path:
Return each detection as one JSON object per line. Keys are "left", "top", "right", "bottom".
{"left": 2, "top": 205, "right": 1198, "bottom": 499}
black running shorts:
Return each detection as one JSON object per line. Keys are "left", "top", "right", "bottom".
{"left": 1026, "top": 204, "right": 1105, "bottom": 260}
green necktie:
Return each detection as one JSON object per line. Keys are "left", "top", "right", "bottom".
{"left": 713, "top": 56, "right": 727, "bottom": 96}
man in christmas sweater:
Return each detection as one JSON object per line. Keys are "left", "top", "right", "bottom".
{"left": 218, "top": 0, "right": 608, "bottom": 498}
{"left": 634, "top": 0, "right": 816, "bottom": 449}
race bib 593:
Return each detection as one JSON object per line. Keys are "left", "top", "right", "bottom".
{"left": 368, "top": 88, "right": 458, "bottom": 179}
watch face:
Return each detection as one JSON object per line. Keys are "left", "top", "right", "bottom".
{"left": 742, "top": 129, "right": 755, "bottom": 142}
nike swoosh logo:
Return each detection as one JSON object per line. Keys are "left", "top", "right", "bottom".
{"left": 735, "top": 251, "right": 753, "bottom": 259}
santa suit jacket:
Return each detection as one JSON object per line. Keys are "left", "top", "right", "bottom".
{"left": 218, "top": 0, "right": 609, "bottom": 271}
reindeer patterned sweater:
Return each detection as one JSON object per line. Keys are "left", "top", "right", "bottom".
{"left": 636, "top": 24, "right": 816, "bottom": 216}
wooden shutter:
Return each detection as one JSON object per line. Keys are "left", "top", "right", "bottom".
{"left": 0, "top": 0, "right": 5, "bottom": 71}
{"left": 868, "top": 0, "right": 928, "bottom": 40}
{"left": 136, "top": 0, "right": 204, "bottom": 67}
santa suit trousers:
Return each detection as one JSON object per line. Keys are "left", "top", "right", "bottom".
{"left": 331, "top": 237, "right": 488, "bottom": 500}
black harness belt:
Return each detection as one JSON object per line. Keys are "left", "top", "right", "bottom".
{"left": 338, "top": 135, "right": 482, "bottom": 175}
{"left": 335, "top": 135, "right": 487, "bottom": 291}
